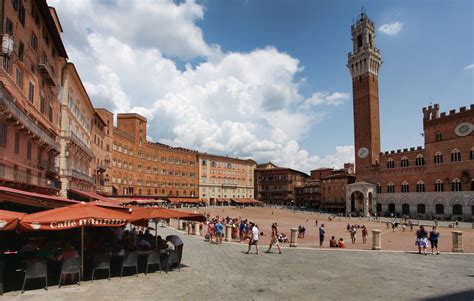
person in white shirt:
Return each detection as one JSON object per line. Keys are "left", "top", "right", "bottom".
{"left": 245, "top": 222, "right": 259, "bottom": 254}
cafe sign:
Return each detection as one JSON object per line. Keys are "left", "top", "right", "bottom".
{"left": 27, "top": 218, "right": 128, "bottom": 230}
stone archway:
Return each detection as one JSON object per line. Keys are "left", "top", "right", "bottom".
{"left": 346, "top": 181, "right": 376, "bottom": 217}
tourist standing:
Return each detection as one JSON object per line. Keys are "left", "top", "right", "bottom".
{"left": 429, "top": 226, "right": 440, "bottom": 255}
{"left": 239, "top": 220, "right": 246, "bottom": 243}
{"left": 350, "top": 226, "right": 357, "bottom": 244}
{"left": 246, "top": 222, "right": 259, "bottom": 254}
{"left": 319, "top": 224, "right": 325, "bottom": 247}
{"left": 265, "top": 223, "right": 282, "bottom": 254}
{"left": 208, "top": 221, "right": 215, "bottom": 243}
{"left": 415, "top": 225, "right": 429, "bottom": 255}
{"left": 362, "top": 226, "right": 368, "bottom": 244}
{"left": 215, "top": 220, "right": 224, "bottom": 244}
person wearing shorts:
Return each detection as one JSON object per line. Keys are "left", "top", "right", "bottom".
{"left": 415, "top": 225, "right": 429, "bottom": 255}
{"left": 246, "top": 223, "right": 259, "bottom": 254}
{"left": 429, "top": 226, "right": 440, "bottom": 255}
{"left": 265, "top": 223, "right": 282, "bottom": 254}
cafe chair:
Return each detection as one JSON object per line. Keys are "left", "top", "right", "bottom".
{"left": 120, "top": 252, "right": 138, "bottom": 278}
{"left": 145, "top": 251, "right": 161, "bottom": 275}
{"left": 92, "top": 253, "right": 111, "bottom": 281}
{"left": 21, "top": 260, "right": 48, "bottom": 293}
{"left": 0, "top": 261, "right": 4, "bottom": 295}
{"left": 58, "top": 257, "right": 81, "bottom": 288}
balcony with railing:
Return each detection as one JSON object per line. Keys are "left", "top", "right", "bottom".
{"left": 0, "top": 82, "right": 60, "bottom": 152}
{"left": 37, "top": 56, "right": 57, "bottom": 87}
{"left": 63, "top": 169, "right": 94, "bottom": 184}
{"left": 0, "top": 164, "right": 59, "bottom": 189}
{"left": 68, "top": 132, "right": 94, "bottom": 159}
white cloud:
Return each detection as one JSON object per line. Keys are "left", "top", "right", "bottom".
{"left": 51, "top": 0, "right": 352, "bottom": 172}
{"left": 379, "top": 21, "right": 403, "bottom": 35}
{"left": 465, "top": 64, "right": 474, "bottom": 70}
{"left": 303, "top": 92, "right": 349, "bottom": 107}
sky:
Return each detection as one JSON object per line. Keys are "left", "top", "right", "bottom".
{"left": 49, "top": 0, "right": 474, "bottom": 173}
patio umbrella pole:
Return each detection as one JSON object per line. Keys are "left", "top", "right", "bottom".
{"left": 81, "top": 226, "right": 84, "bottom": 279}
{"left": 155, "top": 219, "right": 158, "bottom": 247}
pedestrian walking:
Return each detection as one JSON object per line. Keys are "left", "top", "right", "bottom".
{"left": 246, "top": 222, "right": 259, "bottom": 254}
{"left": 429, "top": 226, "right": 440, "bottom": 255}
{"left": 319, "top": 224, "right": 325, "bottom": 247}
{"left": 265, "top": 223, "right": 282, "bottom": 254}
{"left": 415, "top": 225, "right": 429, "bottom": 255}
{"left": 362, "top": 225, "right": 368, "bottom": 244}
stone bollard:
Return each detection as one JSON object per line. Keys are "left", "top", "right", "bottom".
{"left": 177, "top": 219, "right": 183, "bottom": 230}
{"left": 225, "top": 224, "right": 232, "bottom": 242}
{"left": 452, "top": 231, "right": 464, "bottom": 252}
{"left": 290, "top": 228, "right": 298, "bottom": 247}
{"left": 194, "top": 222, "right": 201, "bottom": 236}
{"left": 372, "top": 229, "right": 381, "bottom": 250}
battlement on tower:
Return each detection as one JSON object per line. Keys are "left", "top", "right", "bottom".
{"left": 380, "top": 146, "right": 424, "bottom": 157}
{"left": 423, "top": 103, "right": 474, "bottom": 124}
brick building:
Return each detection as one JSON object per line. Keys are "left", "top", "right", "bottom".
{"left": 96, "top": 112, "right": 199, "bottom": 198}
{"left": 0, "top": 0, "right": 67, "bottom": 194}
{"left": 346, "top": 11, "right": 474, "bottom": 220}
{"left": 255, "top": 162, "right": 309, "bottom": 205}
{"left": 294, "top": 179, "right": 320, "bottom": 208}
{"left": 58, "top": 63, "right": 95, "bottom": 196}
{"left": 198, "top": 153, "right": 256, "bottom": 204}
{"left": 91, "top": 110, "right": 111, "bottom": 195}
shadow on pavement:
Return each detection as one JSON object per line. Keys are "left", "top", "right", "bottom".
{"left": 421, "top": 289, "right": 474, "bottom": 301}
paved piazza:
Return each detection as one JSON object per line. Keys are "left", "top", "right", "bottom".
{"left": 177, "top": 207, "right": 474, "bottom": 253}
{"left": 4, "top": 226, "right": 474, "bottom": 301}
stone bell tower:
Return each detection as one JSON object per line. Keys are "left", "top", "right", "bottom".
{"left": 348, "top": 10, "right": 382, "bottom": 171}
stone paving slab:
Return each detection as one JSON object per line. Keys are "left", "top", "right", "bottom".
{"left": 3, "top": 227, "right": 474, "bottom": 301}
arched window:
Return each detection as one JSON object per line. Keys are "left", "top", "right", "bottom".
{"left": 435, "top": 204, "right": 444, "bottom": 214}
{"left": 388, "top": 203, "right": 395, "bottom": 213}
{"left": 416, "top": 180, "right": 425, "bottom": 193}
{"left": 376, "top": 183, "right": 382, "bottom": 193}
{"left": 401, "top": 181, "right": 409, "bottom": 193}
{"left": 415, "top": 154, "right": 425, "bottom": 166}
{"left": 434, "top": 152, "right": 443, "bottom": 164}
{"left": 387, "top": 182, "right": 395, "bottom": 193}
{"left": 357, "top": 34, "right": 363, "bottom": 48}
{"left": 401, "top": 156, "right": 409, "bottom": 168}
{"left": 452, "top": 178, "right": 461, "bottom": 192}
{"left": 435, "top": 179, "right": 444, "bottom": 192}
{"left": 452, "top": 204, "right": 463, "bottom": 215}
{"left": 376, "top": 203, "right": 382, "bottom": 212}
{"left": 435, "top": 132, "right": 442, "bottom": 141}
{"left": 387, "top": 158, "right": 395, "bottom": 169}
{"left": 470, "top": 148, "right": 474, "bottom": 160}
{"left": 402, "top": 203, "right": 410, "bottom": 215}
{"left": 369, "top": 34, "right": 373, "bottom": 47}
{"left": 417, "top": 204, "right": 426, "bottom": 214}
{"left": 451, "top": 149, "right": 461, "bottom": 162}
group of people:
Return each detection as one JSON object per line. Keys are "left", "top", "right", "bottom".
{"left": 415, "top": 225, "right": 440, "bottom": 255}
{"left": 346, "top": 224, "right": 368, "bottom": 244}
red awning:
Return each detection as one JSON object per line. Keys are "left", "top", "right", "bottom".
{"left": 0, "top": 185, "right": 79, "bottom": 208}
{"left": 69, "top": 189, "right": 111, "bottom": 202}
{"left": 130, "top": 207, "right": 206, "bottom": 222}
{"left": 168, "top": 198, "right": 201, "bottom": 204}
{"left": 20, "top": 203, "right": 134, "bottom": 231}
{"left": 0, "top": 209, "right": 26, "bottom": 231}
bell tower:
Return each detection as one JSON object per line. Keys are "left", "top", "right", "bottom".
{"left": 348, "top": 10, "right": 382, "bottom": 170}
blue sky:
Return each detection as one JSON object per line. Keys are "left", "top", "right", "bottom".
{"left": 197, "top": 0, "right": 474, "bottom": 155}
{"left": 51, "top": 0, "right": 473, "bottom": 172}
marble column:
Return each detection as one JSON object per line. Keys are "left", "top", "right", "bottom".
{"left": 372, "top": 229, "right": 381, "bottom": 250}
{"left": 194, "top": 222, "right": 201, "bottom": 236}
{"left": 290, "top": 228, "right": 298, "bottom": 247}
{"left": 452, "top": 231, "right": 463, "bottom": 252}
{"left": 225, "top": 224, "right": 232, "bottom": 242}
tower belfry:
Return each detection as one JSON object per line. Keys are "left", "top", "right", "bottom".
{"left": 348, "top": 11, "right": 382, "bottom": 169}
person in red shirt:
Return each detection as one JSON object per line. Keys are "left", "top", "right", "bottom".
{"left": 338, "top": 238, "right": 346, "bottom": 248}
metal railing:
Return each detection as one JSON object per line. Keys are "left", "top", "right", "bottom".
{"left": 0, "top": 164, "right": 58, "bottom": 189}
{"left": 0, "top": 82, "right": 60, "bottom": 151}
{"left": 69, "top": 132, "right": 94, "bottom": 158}
{"left": 63, "top": 169, "right": 94, "bottom": 184}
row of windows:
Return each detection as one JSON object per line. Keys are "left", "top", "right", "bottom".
{"left": 378, "top": 179, "right": 470, "bottom": 193}
{"left": 376, "top": 203, "right": 465, "bottom": 215}
{"left": 202, "top": 169, "right": 247, "bottom": 177}
{"left": 111, "top": 177, "right": 196, "bottom": 189}
{"left": 112, "top": 144, "right": 196, "bottom": 165}
{"left": 386, "top": 150, "right": 471, "bottom": 169}
{"left": 201, "top": 159, "right": 249, "bottom": 170}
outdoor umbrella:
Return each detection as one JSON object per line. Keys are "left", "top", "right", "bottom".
{"left": 129, "top": 207, "right": 206, "bottom": 244}
{"left": 0, "top": 209, "right": 26, "bottom": 231}
{"left": 20, "top": 202, "right": 134, "bottom": 277}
